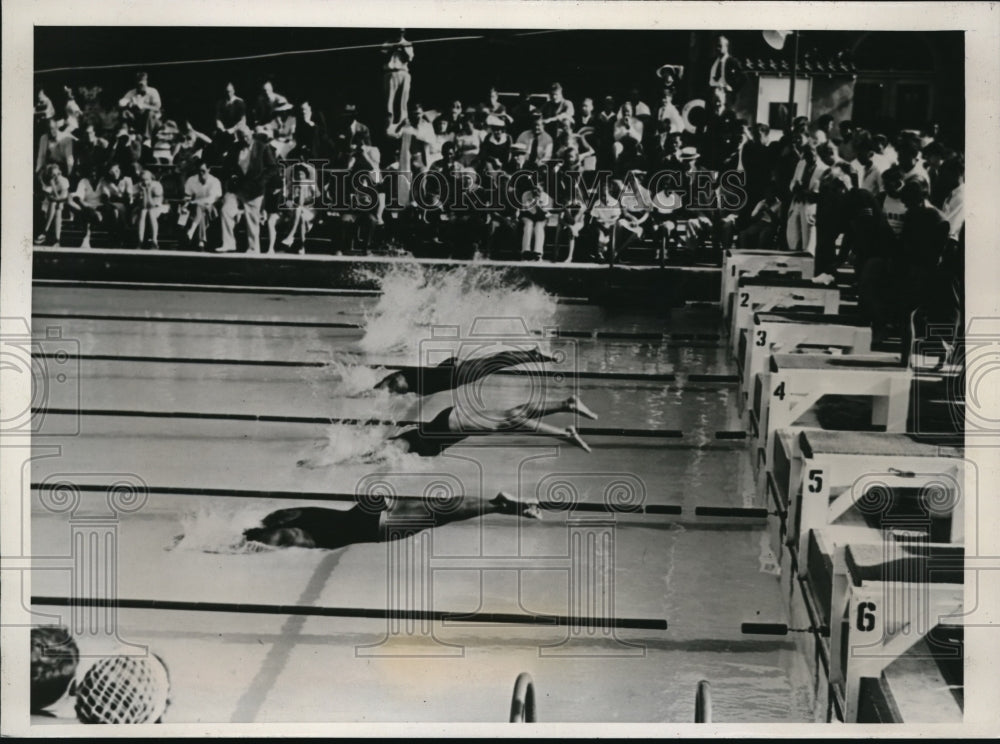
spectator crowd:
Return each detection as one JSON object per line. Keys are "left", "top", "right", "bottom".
{"left": 34, "top": 33, "right": 963, "bottom": 344}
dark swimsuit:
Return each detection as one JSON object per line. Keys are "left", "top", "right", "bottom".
{"left": 389, "top": 406, "right": 468, "bottom": 456}
{"left": 259, "top": 505, "right": 383, "bottom": 549}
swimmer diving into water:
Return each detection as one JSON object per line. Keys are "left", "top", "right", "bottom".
{"left": 239, "top": 491, "right": 542, "bottom": 549}
{"left": 297, "top": 393, "right": 599, "bottom": 467}
{"left": 388, "top": 394, "right": 598, "bottom": 455}
{"left": 374, "top": 347, "right": 558, "bottom": 396}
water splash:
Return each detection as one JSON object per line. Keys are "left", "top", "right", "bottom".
{"left": 355, "top": 262, "right": 558, "bottom": 364}
{"left": 320, "top": 356, "right": 391, "bottom": 398}
{"left": 297, "top": 421, "right": 433, "bottom": 470}
{"left": 168, "top": 503, "right": 277, "bottom": 554}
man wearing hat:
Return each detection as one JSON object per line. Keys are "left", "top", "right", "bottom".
{"left": 516, "top": 113, "right": 554, "bottom": 166}
{"left": 506, "top": 141, "right": 530, "bottom": 175}
{"left": 480, "top": 114, "right": 512, "bottom": 168}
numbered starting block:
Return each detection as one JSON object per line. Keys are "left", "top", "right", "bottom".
{"left": 790, "top": 431, "right": 964, "bottom": 564}
{"left": 754, "top": 354, "right": 912, "bottom": 482}
{"left": 729, "top": 276, "right": 841, "bottom": 362}
{"left": 829, "top": 541, "right": 963, "bottom": 722}
{"left": 721, "top": 249, "right": 815, "bottom": 322}
{"left": 739, "top": 312, "right": 873, "bottom": 408}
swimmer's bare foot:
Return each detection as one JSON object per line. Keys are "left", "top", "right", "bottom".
{"left": 564, "top": 426, "right": 592, "bottom": 453}
{"left": 567, "top": 395, "right": 599, "bottom": 420}
{"left": 490, "top": 491, "right": 543, "bottom": 520}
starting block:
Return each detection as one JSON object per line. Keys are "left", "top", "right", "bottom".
{"left": 739, "top": 312, "right": 873, "bottom": 408}
{"left": 729, "top": 276, "right": 841, "bottom": 361}
{"left": 829, "top": 541, "right": 963, "bottom": 722}
{"left": 758, "top": 354, "right": 912, "bottom": 468}
{"left": 721, "top": 249, "right": 814, "bottom": 322}
{"left": 791, "top": 430, "right": 964, "bottom": 565}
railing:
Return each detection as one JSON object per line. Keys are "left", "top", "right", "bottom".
{"left": 509, "top": 672, "right": 537, "bottom": 722}
{"left": 694, "top": 679, "right": 712, "bottom": 723}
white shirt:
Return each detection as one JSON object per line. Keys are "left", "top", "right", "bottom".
{"left": 882, "top": 195, "right": 907, "bottom": 236}
{"left": 941, "top": 183, "right": 964, "bottom": 241}
{"left": 851, "top": 160, "right": 882, "bottom": 195}
{"left": 184, "top": 173, "right": 223, "bottom": 205}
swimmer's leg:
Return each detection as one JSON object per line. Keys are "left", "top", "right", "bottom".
{"left": 498, "top": 395, "right": 599, "bottom": 424}
{"left": 452, "top": 347, "right": 558, "bottom": 385}
{"left": 385, "top": 491, "right": 542, "bottom": 526}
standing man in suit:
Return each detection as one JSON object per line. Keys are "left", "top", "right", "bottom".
{"left": 707, "top": 35, "right": 744, "bottom": 105}
{"left": 218, "top": 126, "right": 279, "bottom": 254}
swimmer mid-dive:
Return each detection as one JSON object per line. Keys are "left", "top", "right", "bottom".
{"left": 374, "top": 347, "right": 558, "bottom": 396}
{"left": 387, "top": 394, "right": 598, "bottom": 456}
{"left": 297, "top": 394, "right": 599, "bottom": 467}
{"left": 239, "top": 491, "right": 542, "bottom": 550}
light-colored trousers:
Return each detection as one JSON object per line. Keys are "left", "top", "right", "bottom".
{"left": 221, "top": 193, "right": 263, "bottom": 253}
{"left": 384, "top": 70, "right": 411, "bottom": 122}
{"left": 785, "top": 201, "right": 816, "bottom": 255}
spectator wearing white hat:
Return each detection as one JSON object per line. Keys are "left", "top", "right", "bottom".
{"left": 480, "top": 115, "right": 512, "bottom": 168}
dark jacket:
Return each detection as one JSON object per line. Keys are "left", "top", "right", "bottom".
{"left": 223, "top": 139, "right": 278, "bottom": 201}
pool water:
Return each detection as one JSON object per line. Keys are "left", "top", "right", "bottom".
{"left": 29, "top": 265, "right": 815, "bottom": 723}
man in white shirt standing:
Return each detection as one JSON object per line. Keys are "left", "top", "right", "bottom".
{"left": 182, "top": 161, "right": 223, "bottom": 250}
{"left": 382, "top": 28, "right": 414, "bottom": 125}
{"left": 785, "top": 130, "right": 828, "bottom": 255}
{"left": 707, "top": 35, "right": 744, "bottom": 104}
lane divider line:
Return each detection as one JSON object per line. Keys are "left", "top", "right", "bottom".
{"left": 34, "top": 352, "right": 677, "bottom": 381}
{"left": 33, "top": 278, "right": 592, "bottom": 305}
{"left": 34, "top": 313, "right": 362, "bottom": 329}
{"left": 30, "top": 596, "right": 669, "bottom": 631}
{"left": 29, "top": 483, "right": 769, "bottom": 522}
{"left": 31, "top": 407, "right": 686, "bottom": 438}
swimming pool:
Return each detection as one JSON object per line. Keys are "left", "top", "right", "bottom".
{"left": 29, "top": 265, "right": 814, "bottom": 723}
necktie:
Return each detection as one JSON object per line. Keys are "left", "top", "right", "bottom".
{"left": 529, "top": 136, "right": 539, "bottom": 162}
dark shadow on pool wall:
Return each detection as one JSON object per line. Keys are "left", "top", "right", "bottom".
{"left": 32, "top": 250, "right": 720, "bottom": 306}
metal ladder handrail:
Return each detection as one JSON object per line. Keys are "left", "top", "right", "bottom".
{"left": 509, "top": 672, "right": 537, "bottom": 722}
{"left": 695, "top": 679, "right": 712, "bottom": 723}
